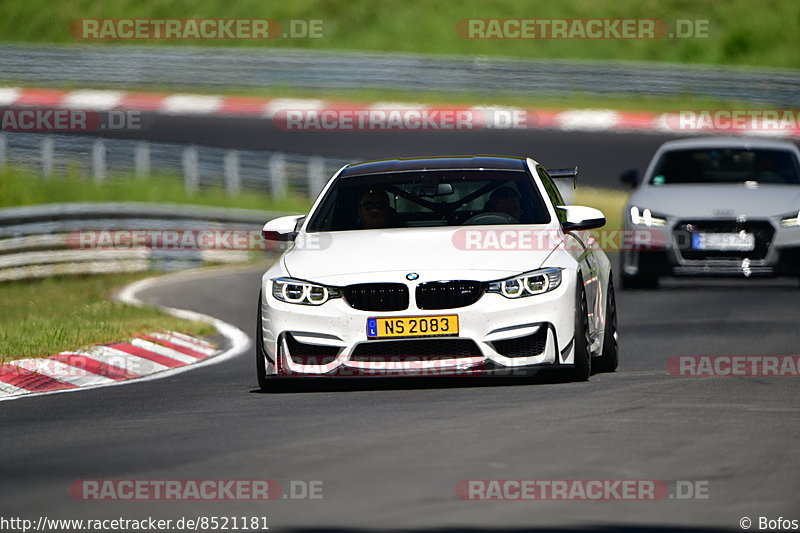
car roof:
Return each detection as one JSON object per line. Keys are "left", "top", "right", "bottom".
{"left": 338, "top": 155, "right": 527, "bottom": 177}
{"left": 657, "top": 136, "right": 800, "bottom": 152}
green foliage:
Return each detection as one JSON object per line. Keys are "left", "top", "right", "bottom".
{"left": 0, "top": 0, "right": 796, "bottom": 68}
{"left": 0, "top": 273, "right": 215, "bottom": 359}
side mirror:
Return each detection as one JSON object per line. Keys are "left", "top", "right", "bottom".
{"left": 620, "top": 169, "right": 639, "bottom": 188}
{"left": 558, "top": 205, "right": 606, "bottom": 231}
{"left": 262, "top": 215, "right": 305, "bottom": 242}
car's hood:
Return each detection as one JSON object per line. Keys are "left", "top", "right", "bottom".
{"left": 629, "top": 184, "right": 800, "bottom": 218}
{"left": 283, "top": 226, "right": 561, "bottom": 283}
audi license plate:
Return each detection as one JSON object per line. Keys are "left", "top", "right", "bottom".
{"left": 692, "top": 232, "right": 755, "bottom": 252}
{"left": 367, "top": 315, "right": 459, "bottom": 339}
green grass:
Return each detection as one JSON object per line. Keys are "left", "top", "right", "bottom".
{"left": 0, "top": 166, "right": 312, "bottom": 212}
{"left": 0, "top": 273, "right": 216, "bottom": 360}
{"left": 0, "top": 0, "right": 797, "bottom": 69}
{"left": 575, "top": 186, "right": 627, "bottom": 231}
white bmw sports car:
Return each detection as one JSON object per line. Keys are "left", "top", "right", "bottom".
{"left": 256, "top": 156, "right": 617, "bottom": 388}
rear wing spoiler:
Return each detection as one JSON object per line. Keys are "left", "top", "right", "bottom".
{"left": 547, "top": 167, "right": 578, "bottom": 189}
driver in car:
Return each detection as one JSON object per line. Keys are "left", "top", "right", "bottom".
{"left": 357, "top": 189, "right": 397, "bottom": 229}
{"left": 484, "top": 186, "right": 522, "bottom": 219}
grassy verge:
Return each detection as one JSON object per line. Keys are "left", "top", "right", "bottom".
{"left": 0, "top": 166, "right": 312, "bottom": 212}
{"left": 0, "top": 273, "right": 216, "bottom": 361}
{"left": 0, "top": 0, "right": 797, "bottom": 69}
{"left": 575, "top": 187, "right": 627, "bottom": 231}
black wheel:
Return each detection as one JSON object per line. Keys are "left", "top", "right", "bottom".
{"left": 565, "top": 276, "right": 591, "bottom": 382}
{"left": 595, "top": 280, "right": 619, "bottom": 373}
{"left": 621, "top": 272, "right": 658, "bottom": 290}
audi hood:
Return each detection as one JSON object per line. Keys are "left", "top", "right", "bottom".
{"left": 628, "top": 183, "right": 800, "bottom": 219}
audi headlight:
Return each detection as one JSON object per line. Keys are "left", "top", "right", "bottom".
{"left": 780, "top": 211, "right": 800, "bottom": 227}
{"left": 271, "top": 277, "right": 341, "bottom": 305}
{"left": 630, "top": 206, "right": 668, "bottom": 227}
{"left": 487, "top": 268, "right": 563, "bottom": 299}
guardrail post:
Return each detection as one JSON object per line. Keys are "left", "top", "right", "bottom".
{"left": 0, "top": 133, "right": 6, "bottom": 170}
{"left": 307, "top": 156, "right": 326, "bottom": 198}
{"left": 269, "top": 153, "right": 287, "bottom": 198}
{"left": 182, "top": 145, "right": 199, "bottom": 195}
{"left": 134, "top": 141, "right": 150, "bottom": 178}
{"left": 41, "top": 137, "right": 54, "bottom": 178}
{"left": 92, "top": 138, "right": 106, "bottom": 182}
{"left": 224, "top": 150, "right": 241, "bottom": 196}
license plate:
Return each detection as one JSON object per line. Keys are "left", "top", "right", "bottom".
{"left": 692, "top": 232, "right": 755, "bottom": 251}
{"left": 367, "top": 315, "right": 459, "bottom": 339}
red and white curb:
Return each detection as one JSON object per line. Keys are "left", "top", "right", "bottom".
{"left": 2, "top": 86, "right": 798, "bottom": 137}
{"left": 0, "top": 331, "right": 216, "bottom": 397}
{"left": 0, "top": 268, "right": 251, "bottom": 402}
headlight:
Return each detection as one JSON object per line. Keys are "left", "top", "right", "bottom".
{"left": 780, "top": 211, "right": 800, "bottom": 227}
{"left": 271, "top": 277, "right": 341, "bottom": 305}
{"left": 630, "top": 206, "right": 668, "bottom": 227}
{"left": 487, "top": 268, "right": 562, "bottom": 299}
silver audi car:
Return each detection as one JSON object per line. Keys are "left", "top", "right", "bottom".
{"left": 619, "top": 137, "right": 800, "bottom": 288}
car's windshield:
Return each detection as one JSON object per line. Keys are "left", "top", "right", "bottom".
{"left": 306, "top": 170, "right": 550, "bottom": 231}
{"left": 650, "top": 148, "right": 800, "bottom": 185}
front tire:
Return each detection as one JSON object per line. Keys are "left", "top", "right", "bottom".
{"left": 565, "top": 277, "right": 591, "bottom": 382}
{"left": 595, "top": 280, "right": 619, "bottom": 373}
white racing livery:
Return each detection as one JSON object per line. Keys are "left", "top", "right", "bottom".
{"left": 256, "top": 156, "right": 617, "bottom": 388}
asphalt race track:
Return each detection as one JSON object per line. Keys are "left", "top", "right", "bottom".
{"left": 2, "top": 123, "right": 800, "bottom": 531}
{"left": 2, "top": 264, "right": 799, "bottom": 531}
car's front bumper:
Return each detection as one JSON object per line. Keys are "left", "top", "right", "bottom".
{"left": 259, "top": 272, "right": 578, "bottom": 377}
{"left": 621, "top": 219, "right": 800, "bottom": 278}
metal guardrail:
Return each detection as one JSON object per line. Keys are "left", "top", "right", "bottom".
{"left": 0, "top": 203, "right": 283, "bottom": 282}
{"left": 1, "top": 44, "right": 799, "bottom": 106}
{"left": 0, "top": 131, "right": 575, "bottom": 203}
{"left": 0, "top": 132, "right": 349, "bottom": 198}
